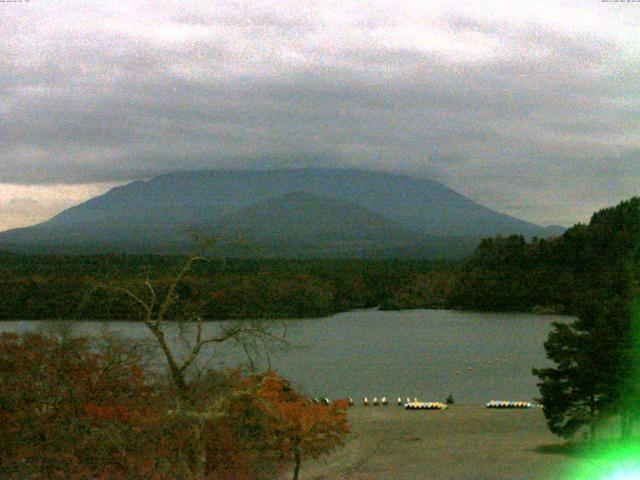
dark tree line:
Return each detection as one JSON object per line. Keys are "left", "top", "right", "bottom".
{"left": 447, "top": 235, "right": 573, "bottom": 313}
{"left": 449, "top": 199, "right": 639, "bottom": 316}
{"left": 0, "top": 255, "right": 458, "bottom": 321}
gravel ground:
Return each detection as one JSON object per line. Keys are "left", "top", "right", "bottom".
{"left": 290, "top": 405, "right": 585, "bottom": 480}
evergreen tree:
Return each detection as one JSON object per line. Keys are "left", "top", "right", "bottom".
{"left": 534, "top": 198, "right": 640, "bottom": 439}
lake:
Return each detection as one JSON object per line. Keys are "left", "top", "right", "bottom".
{"left": 0, "top": 309, "right": 568, "bottom": 404}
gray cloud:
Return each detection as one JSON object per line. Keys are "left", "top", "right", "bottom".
{"left": 1, "top": 0, "right": 639, "bottom": 226}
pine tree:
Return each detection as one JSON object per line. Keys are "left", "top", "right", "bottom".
{"left": 534, "top": 198, "right": 640, "bottom": 440}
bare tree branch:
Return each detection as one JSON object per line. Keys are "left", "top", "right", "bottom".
{"left": 156, "top": 255, "right": 206, "bottom": 325}
{"left": 118, "top": 287, "right": 152, "bottom": 322}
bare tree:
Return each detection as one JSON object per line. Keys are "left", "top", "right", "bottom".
{"left": 118, "top": 244, "right": 288, "bottom": 479}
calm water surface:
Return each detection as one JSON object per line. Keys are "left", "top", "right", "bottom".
{"left": 0, "top": 309, "right": 569, "bottom": 404}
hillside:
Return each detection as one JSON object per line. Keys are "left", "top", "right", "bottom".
{"left": 448, "top": 197, "right": 640, "bottom": 312}
{"left": 0, "top": 169, "right": 562, "bottom": 257}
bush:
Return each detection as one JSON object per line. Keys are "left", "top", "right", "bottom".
{"left": 0, "top": 332, "right": 350, "bottom": 479}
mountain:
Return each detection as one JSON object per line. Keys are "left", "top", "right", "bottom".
{"left": 217, "top": 191, "right": 418, "bottom": 243}
{"left": 0, "top": 168, "right": 564, "bottom": 257}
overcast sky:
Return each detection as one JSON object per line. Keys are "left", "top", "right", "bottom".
{"left": 1, "top": 0, "right": 639, "bottom": 231}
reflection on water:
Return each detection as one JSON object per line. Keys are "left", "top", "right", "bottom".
{"left": 0, "top": 309, "right": 569, "bottom": 403}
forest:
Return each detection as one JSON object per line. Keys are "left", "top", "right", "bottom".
{"left": 0, "top": 255, "right": 458, "bottom": 320}
{"left": 450, "top": 197, "right": 640, "bottom": 316}
{"left": 0, "top": 198, "right": 638, "bottom": 322}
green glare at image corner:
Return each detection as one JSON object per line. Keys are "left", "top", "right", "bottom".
{"left": 560, "top": 441, "right": 640, "bottom": 480}
{"left": 563, "top": 303, "right": 640, "bottom": 480}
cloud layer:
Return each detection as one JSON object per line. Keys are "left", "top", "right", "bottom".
{"left": 2, "top": 0, "right": 639, "bottom": 228}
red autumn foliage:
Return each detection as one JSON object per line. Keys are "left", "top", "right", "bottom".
{"left": 0, "top": 331, "right": 177, "bottom": 479}
{"left": 332, "top": 398, "right": 352, "bottom": 410}
{"left": 84, "top": 402, "right": 133, "bottom": 423}
{"left": 0, "top": 333, "right": 350, "bottom": 480}
{"left": 231, "top": 372, "right": 351, "bottom": 478}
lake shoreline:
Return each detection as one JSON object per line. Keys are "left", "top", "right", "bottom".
{"left": 0, "top": 305, "right": 571, "bottom": 322}
{"left": 0, "top": 310, "right": 569, "bottom": 404}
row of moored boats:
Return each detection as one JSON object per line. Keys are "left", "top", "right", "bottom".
{"left": 312, "top": 397, "right": 538, "bottom": 410}
{"left": 484, "top": 400, "right": 538, "bottom": 409}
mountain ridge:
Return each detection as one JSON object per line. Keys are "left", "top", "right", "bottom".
{"left": 0, "top": 168, "right": 564, "bottom": 257}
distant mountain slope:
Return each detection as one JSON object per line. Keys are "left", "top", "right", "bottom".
{"left": 0, "top": 168, "right": 563, "bottom": 257}
{"left": 540, "top": 225, "right": 567, "bottom": 237}
{"left": 216, "top": 191, "right": 419, "bottom": 244}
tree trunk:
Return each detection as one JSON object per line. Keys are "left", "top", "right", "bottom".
{"left": 621, "top": 409, "right": 632, "bottom": 440}
{"left": 293, "top": 447, "right": 301, "bottom": 480}
{"left": 589, "top": 395, "right": 597, "bottom": 442}
{"left": 192, "top": 419, "right": 208, "bottom": 480}
{"left": 148, "top": 324, "right": 189, "bottom": 399}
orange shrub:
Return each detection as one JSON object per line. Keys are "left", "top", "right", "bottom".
{"left": 0, "top": 334, "right": 349, "bottom": 479}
